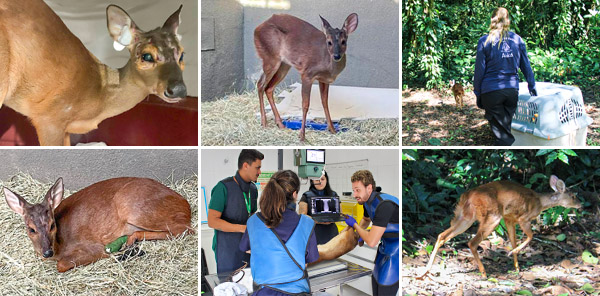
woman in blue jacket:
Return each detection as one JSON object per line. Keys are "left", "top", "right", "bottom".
{"left": 474, "top": 7, "right": 536, "bottom": 146}
{"left": 240, "top": 170, "right": 319, "bottom": 295}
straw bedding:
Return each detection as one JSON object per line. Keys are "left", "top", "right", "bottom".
{"left": 201, "top": 91, "right": 399, "bottom": 146}
{"left": 0, "top": 172, "right": 198, "bottom": 296}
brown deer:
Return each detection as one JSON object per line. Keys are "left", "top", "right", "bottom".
{"left": 418, "top": 175, "right": 581, "bottom": 279}
{"left": 3, "top": 177, "right": 193, "bottom": 272}
{"left": 450, "top": 80, "right": 465, "bottom": 108}
{"left": 254, "top": 13, "right": 359, "bottom": 141}
{"left": 0, "top": 1, "right": 187, "bottom": 145}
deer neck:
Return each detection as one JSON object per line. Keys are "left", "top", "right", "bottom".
{"left": 539, "top": 192, "right": 561, "bottom": 211}
{"left": 97, "top": 61, "right": 150, "bottom": 119}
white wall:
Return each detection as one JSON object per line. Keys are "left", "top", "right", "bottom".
{"left": 200, "top": 149, "right": 399, "bottom": 274}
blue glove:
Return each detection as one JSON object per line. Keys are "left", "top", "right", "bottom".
{"left": 358, "top": 237, "right": 363, "bottom": 244}
{"left": 345, "top": 215, "right": 357, "bottom": 227}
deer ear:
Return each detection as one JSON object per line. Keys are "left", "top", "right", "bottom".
{"left": 549, "top": 175, "right": 565, "bottom": 192}
{"left": 106, "top": 5, "right": 140, "bottom": 51}
{"left": 45, "top": 178, "right": 64, "bottom": 210}
{"left": 162, "top": 5, "right": 183, "bottom": 41}
{"left": 342, "top": 13, "right": 358, "bottom": 35}
{"left": 320, "top": 15, "right": 333, "bottom": 34}
{"left": 3, "top": 187, "right": 28, "bottom": 217}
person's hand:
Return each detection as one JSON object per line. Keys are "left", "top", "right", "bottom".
{"left": 344, "top": 215, "right": 357, "bottom": 228}
{"left": 529, "top": 88, "right": 537, "bottom": 97}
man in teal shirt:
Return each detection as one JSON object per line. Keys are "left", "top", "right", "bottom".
{"left": 208, "top": 149, "right": 263, "bottom": 273}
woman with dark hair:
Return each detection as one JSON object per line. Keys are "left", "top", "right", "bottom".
{"left": 298, "top": 170, "right": 340, "bottom": 244}
{"left": 474, "top": 7, "right": 536, "bottom": 146}
{"left": 240, "top": 170, "right": 319, "bottom": 296}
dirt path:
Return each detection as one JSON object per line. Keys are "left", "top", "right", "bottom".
{"left": 402, "top": 88, "right": 600, "bottom": 146}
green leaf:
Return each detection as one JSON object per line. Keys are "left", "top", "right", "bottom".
{"left": 581, "top": 283, "right": 595, "bottom": 293}
{"left": 556, "top": 234, "right": 566, "bottom": 242}
{"left": 426, "top": 244, "right": 434, "bottom": 255}
{"left": 582, "top": 250, "right": 599, "bottom": 264}
{"left": 557, "top": 152, "right": 569, "bottom": 164}
{"left": 536, "top": 149, "right": 553, "bottom": 156}
{"left": 428, "top": 138, "right": 442, "bottom": 146}
{"left": 516, "top": 290, "right": 533, "bottom": 295}
{"left": 560, "top": 149, "right": 577, "bottom": 156}
{"left": 487, "top": 278, "right": 498, "bottom": 283}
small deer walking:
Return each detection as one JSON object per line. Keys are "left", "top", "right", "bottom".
{"left": 450, "top": 80, "right": 465, "bottom": 108}
{"left": 4, "top": 177, "right": 193, "bottom": 272}
{"left": 0, "top": 0, "right": 187, "bottom": 145}
{"left": 254, "top": 13, "right": 359, "bottom": 141}
{"left": 418, "top": 175, "right": 581, "bottom": 279}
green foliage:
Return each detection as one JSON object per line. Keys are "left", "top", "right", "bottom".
{"left": 402, "top": 149, "right": 596, "bottom": 233}
{"left": 402, "top": 0, "right": 600, "bottom": 98}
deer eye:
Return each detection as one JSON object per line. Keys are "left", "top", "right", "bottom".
{"left": 29, "top": 227, "right": 36, "bottom": 233}
{"left": 327, "top": 41, "right": 333, "bottom": 46}
{"left": 179, "top": 52, "right": 184, "bottom": 62}
{"left": 341, "top": 40, "right": 346, "bottom": 45}
{"left": 50, "top": 223, "right": 55, "bottom": 230}
{"left": 142, "top": 53, "right": 154, "bottom": 62}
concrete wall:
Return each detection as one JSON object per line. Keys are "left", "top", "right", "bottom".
{"left": 200, "top": 148, "right": 399, "bottom": 273}
{"left": 243, "top": 0, "right": 400, "bottom": 90}
{"left": 201, "top": 0, "right": 245, "bottom": 101}
{"left": 0, "top": 149, "right": 197, "bottom": 190}
{"left": 45, "top": 0, "right": 199, "bottom": 97}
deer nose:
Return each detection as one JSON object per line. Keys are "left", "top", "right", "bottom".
{"left": 164, "top": 83, "right": 187, "bottom": 99}
{"left": 43, "top": 250, "right": 54, "bottom": 258}
{"left": 333, "top": 54, "right": 342, "bottom": 61}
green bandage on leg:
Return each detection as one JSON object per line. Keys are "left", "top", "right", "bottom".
{"left": 105, "top": 235, "right": 128, "bottom": 253}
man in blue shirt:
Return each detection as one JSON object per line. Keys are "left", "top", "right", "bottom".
{"left": 474, "top": 7, "right": 536, "bottom": 146}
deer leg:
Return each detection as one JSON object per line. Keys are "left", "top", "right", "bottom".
{"left": 418, "top": 214, "right": 475, "bottom": 279}
{"left": 265, "top": 63, "right": 291, "bottom": 129}
{"left": 257, "top": 61, "right": 281, "bottom": 128}
{"left": 63, "top": 133, "right": 71, "bottom": 146}
{"left": 299, "top": 77, "right": 313, "bottom": 141}
{"left": 33, "top": 122, "right": 67, "bottom": 146}
{"left": 56, "top": 243, "right": 108, "bottom": 272}
{"left": 505, "top": 220, "right": 520, "bottom": 272}
{"left": 508, "top": 221, "right": 533, "bottom": 256}
{"left": 318, "top": 82, "right": 336, "bottom": 134}
{"left": 468, "top": 215, "right": 501, "bottom": 278}
{"left": 125, "top": 230, "right": 187, "bottom": 246}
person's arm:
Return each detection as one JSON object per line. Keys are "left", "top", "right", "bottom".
{"left": 305, "top": 227, "right": 319, "bottom": 265}
{"left": 240, "top": 229, "right": 251, "bottom": 254}
{"left": 518, "top": 36, "right": 536, "bottom": 95}
{"left": 473, "top": 37, "right": 486, "bottom": 98}
{"left": 207, "top": 182, "right": 246, "bottom": 233}
{"left": 208, "top": 209, "right": 246, "bottom": 233}
{"left": 353, "top": 224, "right": 386, "bottom": 248}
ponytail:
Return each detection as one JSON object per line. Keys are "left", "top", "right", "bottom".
{"left": 259, "top": 170, "right": 300, "bottom": 228}
{"left": 485, "top": 7, "right": 510, "bottom": 47}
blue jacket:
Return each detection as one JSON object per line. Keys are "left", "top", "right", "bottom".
{"left": 474, "top": 31, "right": 535, "bottom": 97}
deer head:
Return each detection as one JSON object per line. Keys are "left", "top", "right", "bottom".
{"left": 4, "top": 178, "right": 64, "bottom": 259}
{"left": 548, "top": 175, "right": 582, "bottom": 209}
{"left": 107, "top": 5, "right": 187, "bottom": 103}
{"left": 320, "top": 13, "right": 359, "bottom": 62}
